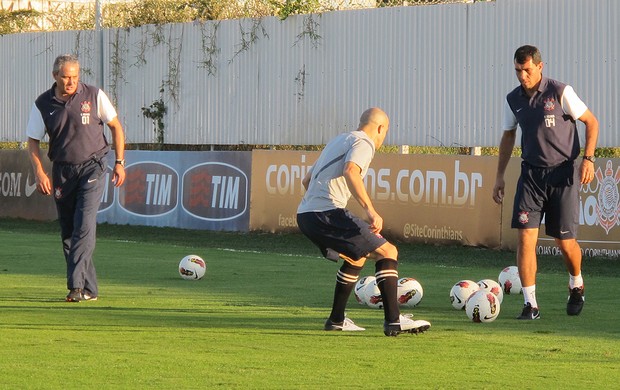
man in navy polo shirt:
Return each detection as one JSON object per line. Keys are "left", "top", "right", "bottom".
{"left": 493, "top": 45, "right": 599, "bottom": 320}
{"left": 26, "top": 54, "right": 126, "bottom": 302}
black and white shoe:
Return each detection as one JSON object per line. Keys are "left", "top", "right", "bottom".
{"left": 567, "top": 286, "right": 585, "bottom": 316}
{"left": 82, "top": 291, "right": 98, "bottom": 301}
{"left": 383, "top": 314, "right": 431, "bottom": 337}
{"left": 324, "top": 317, "right": 365, "bottom": 331}
{"left": 517, "top": 303, "right": 540, "bottom": 320}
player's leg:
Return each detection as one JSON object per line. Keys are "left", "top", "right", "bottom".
{"left": 556, "top": 238, "right": 582, "bottom": 275}
{"left": 297, "top": 210, "right": 367, "bottom": 331}
{"left": 546, "top": 161, "right": 585, "bottom": 315}
{"left": 370, "top": 243, "right": 431, "bottom": 336}
{"left": 511, "top": 163, "right": 544, "bottom": 319}
{"left": 52, "top": 163, "right": 82, "bottom": 301}
{"left": 562, "top": 240, "right": 585, "bottom": 315}
{"left": 370, "top": 242, "right": 399, "bottom": 324}
{"left": 546, "top": 163, "right": 584, "bottom": 315}
{"left": 57, "top": 196, "right": 79, "bottom": 300}
{"left": 516, "top": 228, "right": 540, "bottom": 319}
{"left": 67, "top": 159, "right": 106, "bottom": 300}
{"left": 517, "top": 228, "right": 538, "bottom": 287}
{"left": 55, "top": 193, "right": 76, "bottom": 274}
{"left": 556, "top": 238, "right": 585, "bottom": 315}
{"left": 324, "top": 258, "right": 365, "bottom": 331}
{"left": 321, "top": 210, "right": 385, "bottom": 331}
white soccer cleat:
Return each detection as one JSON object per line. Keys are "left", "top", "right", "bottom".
{"left": 324, "top": 317, "right": 366, "bottom": 331}
{"left": 384, "top": 314, "right": 431, "bottom": 336}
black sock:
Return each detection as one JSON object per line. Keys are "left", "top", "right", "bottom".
{"left": 375, "top": 258, "right": 400, "bottom": 323}
{"left": 329, "top": 262, "right": 363, "bottom": 323}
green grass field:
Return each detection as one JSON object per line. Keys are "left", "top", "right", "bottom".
{"left": 1, "top": 218, "right": 619, "bottom": 389}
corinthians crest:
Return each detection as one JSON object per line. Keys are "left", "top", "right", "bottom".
{"left": 593, "top": 160, "right": 620, "bottom": 234}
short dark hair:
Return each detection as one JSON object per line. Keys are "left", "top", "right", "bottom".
{"left": 514, "top": 45, "right": 542, "bottom": 65}
{"left": 53, "top": 54, "right": 79, "bottom": 75}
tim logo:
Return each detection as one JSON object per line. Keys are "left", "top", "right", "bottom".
{"left": 119, "top": 162, "right": 179, "bottom": 216}
{"left": 182, "top": 162, "right": 248, "bottom": 221}
{"left": 591, "top": 160, "right": 620, "bottom": 234}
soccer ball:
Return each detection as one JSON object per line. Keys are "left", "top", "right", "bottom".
{"left": 449, "top": 280, "right": 480, "bottom": 310}
{"left": 397, "top": 277, "right": 423, "bottom": 307}
{"left": 498, "top": 266, "right": 522, "bottom": 295}
{"left": 465, "top": 290, "right": 501, "bottom": 323}
{"left": 354, "top": 276, "right": 376, "bottom": 305}
{"left": 178, "top": 254, "right": 206, "bottom": 280}
{"left": 477, "top": 279, "right": 504, "bottom": 304}
{"left": 365, "top": 280, "right": 383, "bottom": 309}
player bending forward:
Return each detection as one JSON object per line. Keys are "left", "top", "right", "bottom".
{"left": 296, "top": 107, "right": 431, "bottom": 336}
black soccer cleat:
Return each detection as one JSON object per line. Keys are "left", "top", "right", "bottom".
{"left": 66, "top": 288, "right": 83, "bottom": 302}
{"left": 517, "top": 303, "right": 540, "bottom": 320}
{"left": 567, "top": 286, "right": 585, "bottom": 316}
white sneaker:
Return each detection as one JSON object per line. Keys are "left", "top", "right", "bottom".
{"left": 324, "top": 317, "right": 365, "bottom": 331}
{"left": 82, "top": 291, "right": 98, "bottom": 301}
{"left": 384, "top": 314, "right": 431, "bottom": 336}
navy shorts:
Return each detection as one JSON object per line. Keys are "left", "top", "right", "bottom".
{"left": 297, "top": 209, "right": 387, "bottom": 262}
{"left": 511, "top": 160, "right": 580, "bottom": 239}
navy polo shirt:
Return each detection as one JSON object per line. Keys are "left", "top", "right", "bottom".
{"left": 26, "top": 82, "right": 115, "bottom": 164}
{"left": 504, "top": 77, "right": 587, "bottom": 168}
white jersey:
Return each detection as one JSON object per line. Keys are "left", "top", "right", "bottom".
{"left": 297, "top": 130, "right": 375, "bottom": 213}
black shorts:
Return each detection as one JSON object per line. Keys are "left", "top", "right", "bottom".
{"left": 297, "top": 209, "right": 388, "bottom": 262}
{"left": 511, "top": 160, "right": 579, "bottom": 239}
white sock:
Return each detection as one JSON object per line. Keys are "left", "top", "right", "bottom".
{"left": 569, "top": 273, "right": 584, "bottom": 289}
{"left": 522, "top": 285, "right": 538, "bottom": 308}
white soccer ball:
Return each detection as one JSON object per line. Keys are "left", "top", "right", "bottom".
{"left": 449, "top": 280, "right": 480, "bottom": 310}
{"left": 477, "top": 278, "right": 504, "bottom": 304}
{"left": 365, "top": 280, "right": 383, "bottom": 309}
{"left": 498, "top": 266, "right": 522, "bottom": 295}
{"left": 465, "top": 289, "right": 501, "bottom": 323}
{"left": 397, "top": 277, "right": 423, "bottom": 307}
{"left": 178, "top": 254, "right": 206, "bottom": 280}
{"left": 354, "top": 276, "right": 376, "bottom": 305}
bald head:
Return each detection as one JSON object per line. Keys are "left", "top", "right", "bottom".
{"left": 358, "top": 107, "right": 389, "bottom": 149}
{"left": 359, "top": 107, "right": 388, "bottom": 128}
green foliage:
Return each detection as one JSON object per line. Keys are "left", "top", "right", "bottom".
{"left": 597, "top": 147, "right": 620, "bottom": 158}
{"left": 0, "top": 0, "right": 477, "bottom": 34}
{"left": 0, "top": 142, "right": 22, "bottom": 150}
{"left": 179, "top": 0, "right": 270, "bottom": 21}
{"left": 0, "top": 9, "right": 38, "bottom": 35}
{"left": 269, "top": 0, "right": 323, "bottom": 20}
{"left": 99, "top": 0, "right": 188, "bottom": 28}
{"left": 141, "top": 88, "right": 168, "bottom": 149}
{"left": 102, "top": 0, "right": 275, "bottom": 28}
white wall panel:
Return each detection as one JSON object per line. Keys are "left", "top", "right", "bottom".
{"left": 1, "top": 0, "right": 618, "bottom": 147}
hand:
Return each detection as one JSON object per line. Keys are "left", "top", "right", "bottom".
{"left": 492, "top": 178, "right": 505, "bottom": 204}
{"left": 580, "top": 160, "right": 595, "bottom": 185}
{"left": 367, "top": 209, "right": 383, "bottom": 234}
{"left": 112, "top": 165, "right": 126, "bottom": 187}
{"left": 36, "top": 172, "right": 52, "bottom": 195}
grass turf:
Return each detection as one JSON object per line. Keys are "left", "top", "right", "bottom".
{"left": 0, "top": 218, "right": 619, "bottom": 388}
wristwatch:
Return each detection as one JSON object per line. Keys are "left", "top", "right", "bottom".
{"left": 583, "top": 155, "right": 596, "bottom": 163}
{"left": 115, "top": 159, "right": 126, "bottom": 167}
